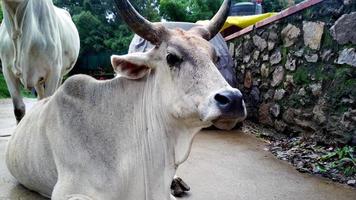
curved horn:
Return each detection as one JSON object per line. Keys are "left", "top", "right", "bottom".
{"left": 192, "top": 0, "right": 231, "bottom": 40}
{"left": 113, "top": 0, "right": 163, "bottom": 45}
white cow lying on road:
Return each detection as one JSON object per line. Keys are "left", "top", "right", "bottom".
{"left": 6, "top": 0, "right": 246, "bottom": 199}
{"left": 0, "top": 0, "right": 80, "bottom": 123}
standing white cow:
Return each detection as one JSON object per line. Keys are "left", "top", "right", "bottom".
{"left": 6, "top": 0, "right": 246, "bottom": 199}
{"left": 0, "top": 0, "right": 80, "bottom": 122}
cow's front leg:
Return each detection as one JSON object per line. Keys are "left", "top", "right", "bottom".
{"left": 52, "top": 181, "right": 94, "bottom": 200}
{"left": 171, "top": 176, "right": 190, "bottom": 197}
{"left": 2, "top": 66, "right": 25, "bottom": 123}
{"left": 44, "top": 69, "right": 61, "bottom": 98}
{"left": 35, "top": 84, "right": 45, "bottom": 100}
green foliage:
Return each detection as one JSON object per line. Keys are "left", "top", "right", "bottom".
{"left": 0, "top": 73, "right": 35, "bottom": 99}
{"left": 103, "top": 24, "right": 134, "bottom": 54}
{"left": 285, "top": 93, "right": 302, "bottom": 108}
{"left": 321, "top": 29, "right": 337, "bottom": 50}
{"left": 293, "top": 66, "right": 310, "bottom": 85}
{"left": 302, "top": 6, "right": 314, "bottom": 18}
{"left": 293, "top": 63, "right": 330, "bottom": 85}
{"left": 141, "top": 0, "right": 161, "bottom": 22}
{"left": 325, "top": 67, "right": 356, "bottom": 113}
{"left": 159, "top": 0, "right": 223, "bottom": 22}
{"left": 318, "top": 146, "right": 356, "bottom": 177}
{"left": 159, "top": 0, "right": 188, "bottom": 21}
{"left": 0, "top": 74, "right": 10, "bottom": 98}
{"left": 234, "top": 0, "right": 287, "bottom": 12}
{"left": 261, "top": 0, "right": 289, "bottom": 12}
{"left": 53, "top": 0, "right": 162, "bottom": 72}
{"left": 281, "top": 47, "right": 288, "bottom": 65}
{"left": 20, "top": 86, "right": 36, "bottom": 98}
{"left": 284, "top": 89, "right": 314, "bottom": 109}
{"left": 72, "top": 11, "right": 106, "bottom": 53}
{"left": 0, "top": 3, "right": 3, "bottom": 22}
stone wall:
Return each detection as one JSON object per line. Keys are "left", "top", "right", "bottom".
{"left": 228, "top": 0, "right": 356, "bottom": 145}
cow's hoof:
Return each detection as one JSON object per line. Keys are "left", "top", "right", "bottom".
{"left": 171, "top": 177, "right": 190, "bottom": 197}
{"left": 175, "top": 177, "right": 190, "bottom": 191}
{"left": 14, "top": 108, "right": 25, "bottom": 124}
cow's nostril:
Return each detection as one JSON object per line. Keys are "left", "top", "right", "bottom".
{"left": 214, "top": 93, "right": 231, "bottom": 105}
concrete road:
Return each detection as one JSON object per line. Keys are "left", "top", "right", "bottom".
{"left": 0, "top": 98, "right": 36, "bottom": 137}
{"left": 0, "top": 99, "right": 355, "bottom": 200}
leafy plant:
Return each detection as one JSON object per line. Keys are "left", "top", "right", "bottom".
{"left": 261, "top": 0, "right": 290, "bottom": 12}
{"left": 325, "top": 67, "right": 356, "bottom": 113}
{"left": 159, "top": 0, "right": 223, "bottom": 22}
{"left": 319, "top": 146, "right": 356, "bottom": 177}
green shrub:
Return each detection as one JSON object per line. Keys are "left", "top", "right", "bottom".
{"left": 0, "top": 73, "right": 11, "bottom": 98}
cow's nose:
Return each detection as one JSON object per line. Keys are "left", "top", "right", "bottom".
{"left": 214, "top": 89, "right": 245, "bottom": 118}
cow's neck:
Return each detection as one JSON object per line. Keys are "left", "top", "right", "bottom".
{"left": 2, "top": 0, "right": 59, "bottom": 72}
{"left": 123, "top": 71, "right": 202, "bottom": 197}
{"left": 134, "top": 71, "right": 202, "bottom": 163}
{"left": 2, "top": 0, "right": 28, "bottom": 40}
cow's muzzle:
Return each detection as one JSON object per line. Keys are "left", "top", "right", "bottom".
{"left": 212, "top": 89, "right": 247, "bottom": 130}
{"left": 214, "top": 89, "right": 245, "bottom": 118}
{"left": 199, "top": 88, "right": 247, "bottom": 130}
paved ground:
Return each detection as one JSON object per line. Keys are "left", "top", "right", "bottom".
{"left": 0, "top": 98, "right": 36, "bottom": 137}
{"left": 0, "top": 99, "right": 355, "bottom": 200}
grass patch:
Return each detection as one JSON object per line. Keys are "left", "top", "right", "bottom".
{"left": 0, "top": 73, "right": 36, "bottom": 99}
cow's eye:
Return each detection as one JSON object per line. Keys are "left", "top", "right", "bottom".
{"left": 166, "top": 53, "right": 182, "bottom": 67}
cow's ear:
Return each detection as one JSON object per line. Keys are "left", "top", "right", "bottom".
{"left": 111, "top": 53, "right": 152, "bottom": 80}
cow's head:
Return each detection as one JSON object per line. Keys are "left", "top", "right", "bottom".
{"left": 111, "top": 0, "right": 246, "bottom": 130}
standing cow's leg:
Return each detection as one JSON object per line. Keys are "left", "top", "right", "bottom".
{"left": 35, "top": 84, "right": 45, "bottom": 100}
{"left": 44, "top": 69, "right": 61, "bottom": 98}
{"left": 58, "top": 76, "right": 64, "bottom": 86}
{"left": 2, "top": 65, "right": 25, "bottom": 123}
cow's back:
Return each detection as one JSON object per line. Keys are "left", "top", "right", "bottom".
{"left": 6, "top": 98, "right": 57, "bottom": 197}
{"left": 6, "top": 74, "right": 174, "bottom": 199}
{"left": 5, "top": 75, "right": 103, "bottom": 197}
